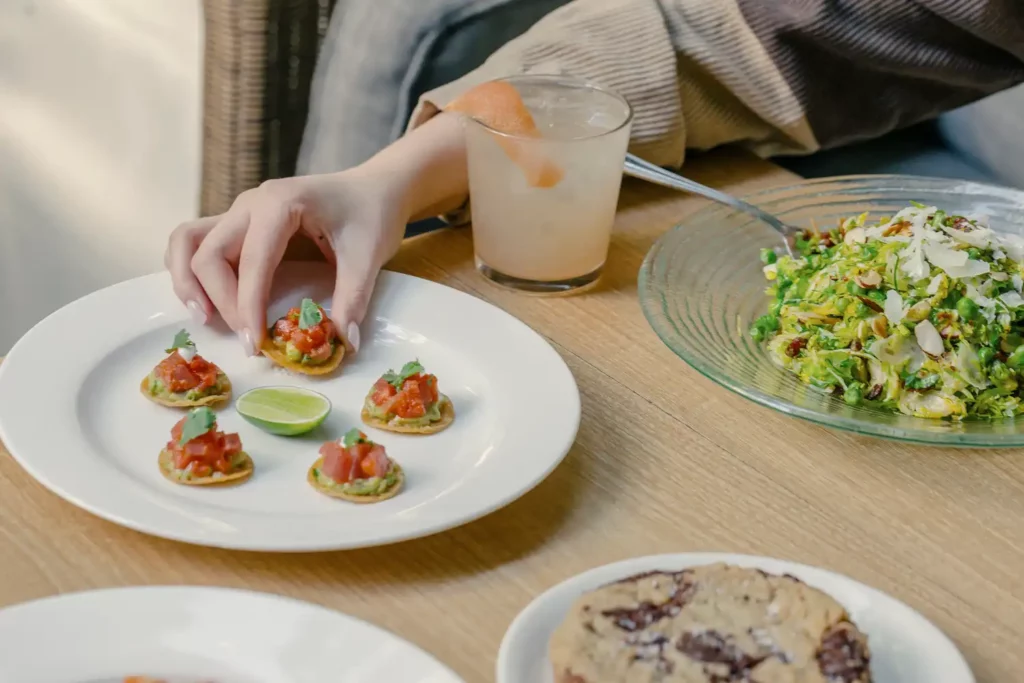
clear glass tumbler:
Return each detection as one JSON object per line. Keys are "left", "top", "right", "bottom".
{"left": 464, "top": 75, "right": 633, "bottom": 293}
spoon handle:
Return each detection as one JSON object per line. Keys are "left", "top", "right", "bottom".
{"left": 623, "top": 153, "right": 794, "bottom": 240}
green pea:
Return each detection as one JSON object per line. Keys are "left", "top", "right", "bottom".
{"left": 844, "top": 383, "right": 864, "bottom": 406}
{"left": 957, "top": 297, "right": 980, "bottom": 321}
{"left": 854, "top": 302, "right": 871, "bottom": 318}
{"left": 835, "top": 297, "right": 852, "bottom": 315}
{"left": 977, "top": 346, "right": 995, "bottom": 366}
{"left": 849, "top": 283, "right": 868, "bottom": 297}
{"left": 868, "top": 290, "right": 886, "bottom": 304}
{"left": 967, "top": 248, "right": 982, "bottom": 260}
{"left": 1008, "top": 345, "right": 1024, "bottom": 369}
{"left": 760, "top": 248, "right": 777, "bottom": 265}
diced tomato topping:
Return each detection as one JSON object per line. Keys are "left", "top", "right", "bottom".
{"left": 155, "top": 351, "right": 221, "bottom": 392}
{"left": 372, "top": 373, "right": 440, "bottom": 419}
{"left": 166, "top": 417, "right": 241, "bottom": 476}
{"left": 271, "top": 304, "right": 336, "bottom": 354}
{"left": 361, "top": 445, "right": 391, "bottom": 478}
{"left": 319, "top": 437, "right": 393, "bottom": 484}
{"left": 371, "top": 378, "right": 398, "bottom": 406}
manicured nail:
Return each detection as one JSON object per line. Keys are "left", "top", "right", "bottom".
{"left": 186, "top": 300, "right": 206, "bottom": 324}
{"left": 347, "top": 322, "right": 361, "bottom": 353}
{"left": 239, "top": 328, "right": 256, "bottom": 356}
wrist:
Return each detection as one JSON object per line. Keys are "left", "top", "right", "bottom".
{"left": 360, "top": 112, "right": 469, "bottom": 224}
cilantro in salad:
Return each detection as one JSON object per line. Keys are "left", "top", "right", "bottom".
{"left": 752, "top": 204, "right": 1024, "bottom": 420}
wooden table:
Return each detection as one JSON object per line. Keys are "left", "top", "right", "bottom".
{"left": 2, "top": 150, "right": 1023, "bottom": 683}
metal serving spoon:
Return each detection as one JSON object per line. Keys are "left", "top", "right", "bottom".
{"left": 623, "top": 153, "right": 800, "bottom": 255}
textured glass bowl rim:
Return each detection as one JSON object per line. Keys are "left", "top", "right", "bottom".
{"left": 467, "top": 74, "right": 634, "bottom": 142}
{"left": 638, "top": 173, "right": 1024, "bottom": 447}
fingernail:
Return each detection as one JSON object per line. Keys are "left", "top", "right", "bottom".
{"left": 186, "top": 300, "right": 206, "bottom": 324}
{"left": 239, "top": 328, "right": 257, "bottom": 356}
{"left": 347, "top": 322, "right": 361, "bottom": 353}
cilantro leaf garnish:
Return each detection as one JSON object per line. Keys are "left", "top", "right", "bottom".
{"left": 298, "top": 298, "right": 324, "bottom": 330}
{"left": 381, "top": 360, "right": 425, "bottom": 389}
{"left": 179, "top": 407, "right": 217, "bottom": 446}
{"left": 342, "top": 427, "right": 368, "bottom": 448}
{"left": 165, "top": 328, "right": 196, "bottom": 354}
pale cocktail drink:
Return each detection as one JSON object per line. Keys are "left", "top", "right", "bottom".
{"left": 464, "top": 76, "right": 632, "bottom": 292}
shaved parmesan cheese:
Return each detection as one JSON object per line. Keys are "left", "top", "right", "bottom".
{"left": 999, "top": 234, "right": 1024, "bottom": 261}
{"left": 926, "top": 274, "right": 945, "bottom": 295}
{"left": 990, "top": 272, "right": 1009, "bottom": 281}
{"left": 884, "top": 290, "right": 905, "bottom": 325}
{"left": 900, "top": 244, "right": 931, "bottom": 282}
{"left": 844, "top": 227, "right": 867, "bottom": 245}
{"left": 923, "top": 242, "right": 967, "bottom": 269}
{"left": 941, "top": 259, "right": 991, "bottom": 279}
{"left": 1000, "top": 291, "right": 1024, "bottom": 308}
{"left": 915, "top": 319, "right": 944, "bottom": 357}
{"left": 1013, "top": 274, "right": 1023, "bottom": 292}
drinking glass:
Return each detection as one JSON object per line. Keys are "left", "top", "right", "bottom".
{"left": 464, "top": 75, "right": 633, "bottom": 293}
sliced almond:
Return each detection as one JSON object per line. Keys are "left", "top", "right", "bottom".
{"left": 855, "top": 271, "right": 882, "bottom": 289}
{"left": 871, "top": 315, "right": 888, "bottom": 338}
{"left": 915, "top": 319, "right": 944, "bottom": 357}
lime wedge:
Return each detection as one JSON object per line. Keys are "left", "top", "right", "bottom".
{"left": 236, "top": 386, "right": 332, "bottom": 436}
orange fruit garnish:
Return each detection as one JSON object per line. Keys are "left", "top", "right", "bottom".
{"left": 448, "top": 81, "right": 564, "bottom": 189}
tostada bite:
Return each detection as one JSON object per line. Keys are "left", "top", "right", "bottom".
{"left": 308, "top": 428, "right": 404, "bottom": 503}
{"left": 159, "top": 407, "right": 253, "bottom": 486}
{"left": 361, "top": 360, "right": 454, "bottom": 434}
{"left": 262, "top": 298, "right": 345, "bottom": 375}
{"left": 141, "top": 329, "right": 231, "bottom": 407}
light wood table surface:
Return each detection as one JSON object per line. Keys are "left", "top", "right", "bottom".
{"left": 2, "top": 150, "right": 1023, "bottom": 683}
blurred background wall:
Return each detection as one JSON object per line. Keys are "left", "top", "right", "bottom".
{"left": 0, "top": 0, "right": 202, "bottom": 353}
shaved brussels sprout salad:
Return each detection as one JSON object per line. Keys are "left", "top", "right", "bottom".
{"left": 752, "top": 203, "right": 1024, "bottom": 420}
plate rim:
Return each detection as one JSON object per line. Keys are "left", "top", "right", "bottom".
{"left": 638, "top": 174, "right": 1024, "bottom": 447}
{"left": 0, "top": 584, "right": 464, "bottom": 682}
{"left": 495, "top": 550, "right": 975, "bottom": 683}
{"left": 0, "top": 266, "right": 581, "bottom": 551}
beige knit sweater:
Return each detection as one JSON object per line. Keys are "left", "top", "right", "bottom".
{"left": 410, "top": 0, "right": 1024, "bottom": 168}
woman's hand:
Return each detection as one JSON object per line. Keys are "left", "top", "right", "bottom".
{"left": 165, "top": 112, "right": 468, "bottom": 356}
{"left": 166, "top": 167, "right": 406, "bottom": 355}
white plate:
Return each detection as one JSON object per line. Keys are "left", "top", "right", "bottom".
{"left": 497, "top": 552, "right": 974, "bottom": 683}
{"left": 0, "top": 586, "right": 464, "bottom": 683}
{"left": 0, "top": 263, "right": 580, "bottom": 551}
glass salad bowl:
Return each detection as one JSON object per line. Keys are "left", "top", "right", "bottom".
{"left": 638, "top": 175, "right": 1024, "bottom": 446}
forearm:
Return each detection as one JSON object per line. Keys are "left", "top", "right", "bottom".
{"left": 361, "top": 112, "right": 468, "bottom": 223}
{"left": 408, "top": 0, "right": 1024, "bottom": 166}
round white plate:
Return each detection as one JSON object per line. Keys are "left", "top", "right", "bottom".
{"left": 497, "top": 552, "right": 974, "bottom": 683}
{"left": 0, "top": 586, "right": 464, "bottom": 683}
{"left": 0, "top": 263, "right": 580, "bottom": 551}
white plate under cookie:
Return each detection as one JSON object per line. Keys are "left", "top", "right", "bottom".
{"left": 496, "top": 552, "right": 974, "bottom": 683}
{"left": 0, "top": 262, "right": 580, "bottom": 551}
{"left": 0, "top": 586, "right": 463, "bottom": 682}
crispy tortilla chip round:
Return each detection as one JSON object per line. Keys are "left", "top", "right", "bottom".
{"left": 361, "top": 395, "right": 455, "bottom": 435}
{"left": 158, "top": 449, "right": 253, "bottom": 487}
{"left": 261, "top": 338, "right": 345, "bottom": 376}
{"left": 306, "top": 457, "right": 404, "bottom": 503}
{"left": 139, "top": 375, "right": 232, "bottom": 408}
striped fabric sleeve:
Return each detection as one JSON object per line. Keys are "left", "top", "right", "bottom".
{"left": 408, "top": 0, "right": 1024, "bottom": 169}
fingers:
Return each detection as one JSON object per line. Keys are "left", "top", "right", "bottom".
{"left": 166, "top": 215, "right": 219, "bottom": 323}
{"left": 331, "top": 247, "right": 380, "bottom": 354}
{"left": 237, "top": 197, "right": 302, "bottom": 353}
{"left": 191, "top": 206, "right": 251, "bottom": 336}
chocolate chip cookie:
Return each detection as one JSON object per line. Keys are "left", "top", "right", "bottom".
{"left": 549, "top": 563, "right": 871, "bottom": 683}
